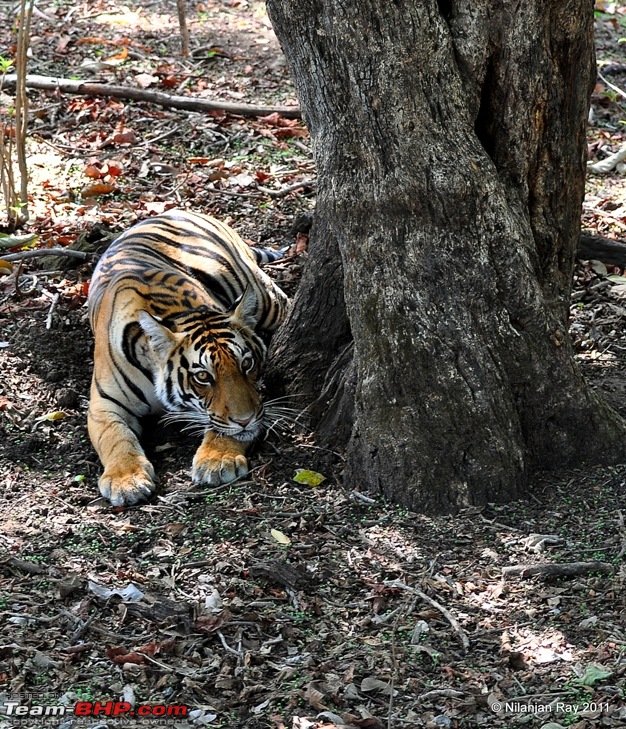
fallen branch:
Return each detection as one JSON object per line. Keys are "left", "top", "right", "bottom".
{"left": 0, "top": 248, "right": 92, "bottom": 262}
{"left": 601, "top": 63, "right": 626, "bottom": 75}
{"left": 2, "top": 74, "right": 301, "bottom": 119}
{"left": 578, "top": 232, "right": 626, "bottom": 267}
{"left": 384, "top": 579, "right": 470, "bottom": 652}
{"left": 502, "top": 561, "right": 613, "bottom": 579}
{"left": 0, "top": 556, "right": 47, "bottom": 575}
{"left": 418, "top": 688, "right": 465, "bottom": 701}
{"left": 255, "top": 179, "right": 315, "bottom": 198}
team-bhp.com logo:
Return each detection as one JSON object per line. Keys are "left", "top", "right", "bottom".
{"left": 3, "top": 701, "right": 188, "bottom": 718}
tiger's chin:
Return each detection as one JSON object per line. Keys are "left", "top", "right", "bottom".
{"left": 218, "top": 425, "right": 264, "bottom": 443}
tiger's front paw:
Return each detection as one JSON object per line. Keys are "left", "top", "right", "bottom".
{"left": 99, "top": 464, "right": 156, "bottom": 507}
{"left": 192, "top": 448, "right": 249, "bottom": 486}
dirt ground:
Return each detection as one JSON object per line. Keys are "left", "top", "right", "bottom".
{"left": 1, "top": 3, "right": 626, "bottom": 729}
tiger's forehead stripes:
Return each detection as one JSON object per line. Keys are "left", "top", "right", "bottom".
{"left": 200, "top": 338, "right": 252, "bottom": 368}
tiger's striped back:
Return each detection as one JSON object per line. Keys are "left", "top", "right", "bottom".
{"left": 89, "top": 209, "right": 287, "bottom": 332}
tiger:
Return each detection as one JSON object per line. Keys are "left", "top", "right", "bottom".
{"left": 87, "top": 209, "right": 289, "bottom": 507}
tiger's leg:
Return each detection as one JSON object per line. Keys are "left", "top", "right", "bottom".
{"left": 88, "top": 390, "right": 156, "bottom": 506}
{"left": 192, "top": 431, "right": 249, "bottom": 486}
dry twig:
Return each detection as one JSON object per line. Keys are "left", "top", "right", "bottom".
{"left": 384, "top": 579, "right": 470, "bottom": 652}
{"left": 617, "top": 510, "right": 626, "bottom": 559}
{"left": 502, "top": 561, "right": 613, "bottom": 579}
{"left": 45, "top": 291, "right": 60, "bottom": 330}
{"left": 0, "top": 248, "right": 92, "bottom": 262}
{"left": 255, "top": 179, "right": 315, "bottom": 198}
{"left": 14, "top": 0, "right": 34, "bottom": 224}
{"left": 176, "top": 0, "right": 190, "bottom": 57}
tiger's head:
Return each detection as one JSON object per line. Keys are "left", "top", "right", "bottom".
{"left": 138, "top": 290, "right": 267, "bottom": 441}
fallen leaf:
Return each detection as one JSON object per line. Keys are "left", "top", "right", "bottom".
{"left": 105, "top": 161, "right": 124, "bottom": 176}
{"left": 160, "top": 74, "right": 181, "bottom": 88}
{"left": 316, "top": 712, "right": 345, "bottom": 725}
{"left": 534, "top": 648, "right": 562, "bottom": 664}
{"left": 55, "top": 35, "right": 71, "bottom": 53}
{"left": 106, "top": 647, "right": 146, "bottom": 665}
{"left": 0, "top": 232, "right": 38, "bottom": 250}
{"left": 81, "top": 182, "right": 116, "bottom": 198}
{"left": 304, "top": 684, "right": 326, "bottom": 710}
{"left": 58, "top": 575, "right": 83, "bottom": 599}
{"left": 85, "top": 163, "right": 104, "bottom": 179}
{"left": 575, "top": 663, "right": 613, "bottom": 686}
{"left": 140, "top": 202, "right": 167, "bottom": 215}
{"left": 135, "top": 73, "right": 158, "bottom": 88}
{"left": 293, "top": 469, "right": 326, "bottom": 487}
{"left": 270, "top": 529, "right": 291, "bottom": 545}
{"left": 274, "top": 126, "right": 308, "bottom": 139}
{"left": 204, "top": 588, "right": 223, "bottom": 613}
{"left": 77, "top": 36, "right": 109, "bottom": 45}
{"left": 105, "top": 46, "right": 128, "bottom": 62}
{"left": 194, "top": 611, "right": 229, "bottom": 633}
{"left": 352, "top": 719, "right": 384, "bottom": 729}
{"left": 136, "top": 642, "right": 159, "bottom": 656}
{"left": 35, "top": 411, "right": 67, "bottom": 422}
{"left": 88, "top": 581, "right": 145, "bottom": 602}
{"left": 259, "top": 112, "right": 299, "bottom": 128}
{"left": 32, "top": 651, "right": 58, "bottom": 668}
{"left": 228, "top": 172, "right": 255, "bottom": 188}
{"left": 360, "top": 677, "right": 397, "bottom": 696}
{"left": 112, "top": 129, "right": 139, "bottom": 145}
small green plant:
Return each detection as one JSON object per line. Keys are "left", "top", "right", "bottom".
{"left": 0, "top": 56, "right": 14, "bottom": 73}
{"left": 601, "top": 89, "right": 619, "bottom": 104}
{"left": 74, "top": 687, "right": 95, "bottom": 702}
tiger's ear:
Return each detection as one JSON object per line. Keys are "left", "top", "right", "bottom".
{"left": 138, "top": 311, "right": 179, "bottom": 357}
{"left": 229, "top": 286, "right": 257, "bottom": 328}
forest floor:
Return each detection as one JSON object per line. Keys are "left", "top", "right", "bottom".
{"left": 1, "top": 2, "right": 626, "bottom": 728}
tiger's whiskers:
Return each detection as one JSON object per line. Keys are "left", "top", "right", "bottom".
{"left": 263, "top": 400, "right": 310, "bottom": 439}
{"left": 160, "top": 410, "right": 209, "bottom": 436}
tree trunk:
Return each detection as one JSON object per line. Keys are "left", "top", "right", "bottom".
{"left": 266, "top": 0, "right": 626, "bottom": 513}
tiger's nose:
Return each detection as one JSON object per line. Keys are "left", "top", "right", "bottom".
{"left": 232, "top": 415, "right": 254, "bottom": 427}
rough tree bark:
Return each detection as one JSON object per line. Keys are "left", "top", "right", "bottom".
{"left": 266, "top": 0, "right": 626, "bottom": 513}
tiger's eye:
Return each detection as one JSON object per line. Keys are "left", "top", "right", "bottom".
{"left": 192, "top": 370, "right": 214, "bottom": 385}
{"left": 241, "top": 355, "right": 255, "bottom": 373}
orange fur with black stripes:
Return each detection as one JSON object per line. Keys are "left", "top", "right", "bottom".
{"left": 87, "top": 210, "right": 288, "bottom": 506}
